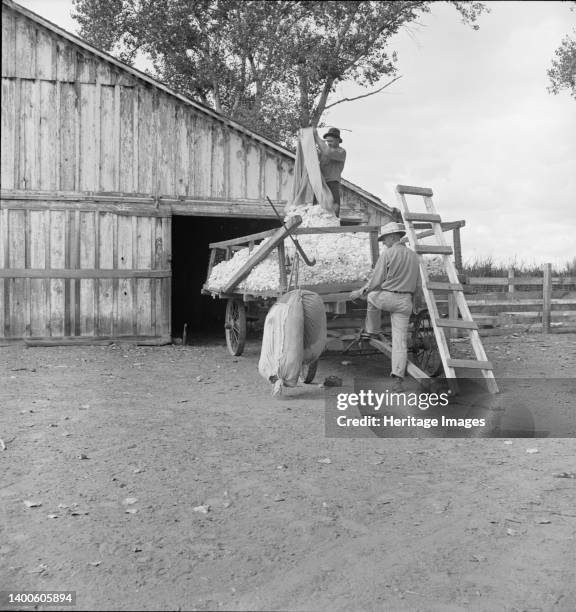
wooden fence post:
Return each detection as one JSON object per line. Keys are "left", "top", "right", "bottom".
{"left": 542, "top": 263, "right": 552, "bottom": 333}
{"left": 453, "top": 227, "right": 462, "bottom": 274}
{"left": 508, "top": 268, "right": 515, "bottom": 293}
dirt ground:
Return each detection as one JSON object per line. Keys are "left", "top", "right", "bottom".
{"left": 1, "top": 331, "right": 575, "bottom": 612}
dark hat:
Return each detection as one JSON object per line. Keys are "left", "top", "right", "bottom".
{"left": 323, "top": 127, "right": 342, "bottom": 142}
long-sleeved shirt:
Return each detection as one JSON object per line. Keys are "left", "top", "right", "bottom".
{"left": 365, "top": 242, "right": 421, "bottom": 293}
{"left": 317, "top": 143, "right": 346, "bottom": 182}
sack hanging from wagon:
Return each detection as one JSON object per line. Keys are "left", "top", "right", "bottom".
{"left": 291, "top": 128, "right": 336, "bottom": 215}
{"left": 258, "top": 290, "right": 327, "bottom": 395}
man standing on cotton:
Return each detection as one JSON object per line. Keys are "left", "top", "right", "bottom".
{"left": 313, "top": 127, "right": 346, "bottom": 217}
{"left": 350, "top": 222, "right": 421, "bottom": 389}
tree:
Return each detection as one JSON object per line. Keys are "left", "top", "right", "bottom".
{"left": 547, "top": 1, "right": 576, "bottom": 100}
{"left": 72, "top": 0, "right": 488, "bottom": 146}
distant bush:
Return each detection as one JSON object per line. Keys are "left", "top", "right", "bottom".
{"left": 462, "top": 256, "right": 575, "bottom": 278}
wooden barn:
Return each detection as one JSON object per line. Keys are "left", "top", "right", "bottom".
{"left": 0, "top": 0, "right": 395, "bottom": 343}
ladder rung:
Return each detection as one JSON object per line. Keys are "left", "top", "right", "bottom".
{"left": 435, "top": 319, "right": 478, "bottom": 330}
{"left": 415, "top": 245, "right": 453, "bottom": 255}
{"left": 427, "top": 282, "right": 463, "bottom": 291}
{"left": 403, "top": 212, "right": 442, "bottom": 223}
{"left": 397, "top": 185, "right": 433, "bottom": 197}
{"left": 447, "top": 359, "right": 494, "bottom": 370}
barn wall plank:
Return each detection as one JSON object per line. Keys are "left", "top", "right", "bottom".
{"left": 8, "top": 210, "right": 27, "bottom": 336}
{"left": 194, "top": 116, "right": 212, "bottom": 197}
{"left": 228, "top": 132, "right": 246, "bottom": 199}
{"left": 77, "top": 52, "right": 96, "bottom": 83}
{"left": 116, "top": 215, "right": 134, "bottom": 335}
{"left": 15, "top": 14, "right": 35, "bottom": 79}
{"left": 137, "top": 88, "right": 154, "bottom": 194}
{"left": 59, "top": 83, "right": 77, "bottom": 191}
{"left": 49, "top": 210, "right": 66, "bottom": 336}
{"left": 211, "top": 123, "right": 226, "bottom": 198}
{"left": 135, "top": 216, "right": 153, "bottom": 335}
{"left": 56, "top": 38, "right": 76, "bottom": 82}
{"left": 264, "top": 153, "right": 279, "bottom": 201}
{"left": 36, "top": 27, "right": 55, "bottom": 80}
{"left": 100, "top": 85, "right": 116, "bottom": 191}
{"left": 79, "top": 211, "right": 96, "bottom": 335}
{"left": 246, "top": 142, "right": 261, "bottom": 199}
{"left": 39, "top": 81, "right": 58, "bottom": 190}
{"left": 1, "top": 7, "right": 16, "bottom": 78}
{"left": 0, "top": 210, "right": 5, "bottom": 335}
{"left": 174, "top": 105, "right": 189, "bottom": 197}
{"left": 78, "top": 83, "right": 98, "bottom": 191}
{"left": 119, "top": 86, "right": 135, "bottom": 193}
{"left": 97, "top": 212, "right": 114, "bottom": 335}
{"left": 157, "top": 97, "right": 175, "bottom": 195}
{"left": 1, "top": 78, "right": 16, "bottom": 189}
{"left": 279, "top": 158, "right": 292, "bottom": 202}
{"left": 29, "top": 209, "right": 48, "bottom": 336}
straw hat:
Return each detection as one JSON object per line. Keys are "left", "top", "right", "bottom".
{"left": 378, "top": 222, "right": 406, "bottom": 241}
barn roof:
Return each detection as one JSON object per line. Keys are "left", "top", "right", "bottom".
{"left": 3, "top": 0, "right": 393, "bottom": 216}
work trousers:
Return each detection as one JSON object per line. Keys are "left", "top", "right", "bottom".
{"left": 366, "top": 290, "right": 413, "bottom": 378}
{"left": 313, "top": 181, "right": 340, "bottom": 217}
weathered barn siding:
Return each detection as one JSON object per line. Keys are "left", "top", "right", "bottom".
{"left": 0, "top": 0, "right": 392, "bottom": 341}
{"left": 0, "top": 203, "right": 171, "bottom": 339}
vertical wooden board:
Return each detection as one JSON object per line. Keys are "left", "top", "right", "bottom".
{"left": 0, "top": 210, "right": 5, "bottom": 336}
{"left": 135, "top": 216, "right": 153, "bottom": 334}
{"left": 160, "top": 217, "right": 171, "bottom": 336}
{"left": 49, "top": 210, "right": 66, "bottom": 336}
{"left": 1, "top": 7, "right": 16, "bottom": 77}
{"left": 174, "top": 105, "right": 189, "bottom": 196}
{"left": 97, "top": 212, "right": 114, "bottom": 335}
{"left": 119, "top": 86, "right": 135, "bottom": 193}
{"left": 38, "top": 81, "right": 58, "bottom": 190}
{"left": 56, "top": 39, "right": 76, "bottom": 82}
{"left": 15, "top": 14, "right": 35, "bottom": 79}
{"left": 246, "top": 142, "right": 261, "bottom": 199}
{"left": 59, "top": 83, "right": 77, "bottom": 191}
{"left": 7, "top": 210, "right": 26, "bottom": 336}
{"left": 20, "top": 79, "right": 40, "bottom": 190}
{"left": 137, "top": 88, "right": 153, "bottom": 194}
{"left": 95, "top": 60, "right": 113, "bottom": 85}
{"left": 228, "top": 132, "right": 246, "bottom": 199}
{"left": 36, "top": 28, "right": 55, "bottom": 80}
{"left": 116, "top": 215, "right": 134, "bottom": 335}
{"left": 279, "top": 158, "right": 293, "bottom": 202}
{"left": 77, "top": 52, "right": 96, "bottom": 83}
{"left": 78, "top": 83, "right": 98, "bottom": 191}
{"left": 157, "top": 98, "right": 175, "bottom": 195}
{"left": 211, "top": 123, "right": 226, "bottom": 198}
{"left": 1, "top": 78, "right": 15, "bottom": 189}
{"left": 193, "top": 117, "right": 212, "bottom": 197}
{"left": 79, "top": 211, "right": 95, "bottom": 335}
{"left": 264, "top": 153, "right": 279, "bottom": 200}
{"left": 29, "top": 210, "right": 48, "bottom": 336}
{"left": 99, "top": 85, "right": 116, "bottom": 191}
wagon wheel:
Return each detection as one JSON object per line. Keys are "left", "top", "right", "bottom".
{"left": 301, "top": 359, "right": 319, "bottom": 384}
{"left": 225, "top": 299, "right": 246, "bottom": 356}
{"left": 411, "top": 309, "right": 443, "bottom": 377}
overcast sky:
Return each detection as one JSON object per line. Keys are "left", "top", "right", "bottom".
{"left": 17, "top": 0, "right": 576, "bottom": 268}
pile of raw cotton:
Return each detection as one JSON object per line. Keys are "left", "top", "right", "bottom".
{"left": 206, "top": 204, "right": 451, "bottom": 293}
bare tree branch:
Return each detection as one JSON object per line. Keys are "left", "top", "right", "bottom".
{"left": 323, "top": 75, "right": 403, "bottom": 111}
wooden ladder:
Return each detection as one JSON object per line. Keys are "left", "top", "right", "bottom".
{"left": 396, "top": 185, "right": 499, "bottom": 394}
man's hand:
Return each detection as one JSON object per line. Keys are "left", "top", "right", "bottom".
{"left": 349, "top": 288, "right": 366, "bottom": 301}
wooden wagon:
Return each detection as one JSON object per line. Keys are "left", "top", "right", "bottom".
{"left": 201, "top": 215, "right": 379, "bottom": 353}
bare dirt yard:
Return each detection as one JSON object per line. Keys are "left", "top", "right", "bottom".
{"left": 1, "top": 331, "right": 575, "bottom": 612}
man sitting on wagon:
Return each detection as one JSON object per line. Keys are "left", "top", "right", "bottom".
{"left": 349, "top": 222, "right": 421, "bottom": 389}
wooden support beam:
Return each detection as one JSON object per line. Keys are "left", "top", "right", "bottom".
{"left": 221, "top": 216, "right": 302, "bottom": 294}
{"left": 414, "top": 245, "right": 453, "bottom": 255}
{"left": 396, "top": 185, "right": 433, "bottom": 197}
{"left": 542, "top": 262, "right": 552, "bottom": 333}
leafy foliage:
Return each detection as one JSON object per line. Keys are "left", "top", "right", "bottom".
{"left": 72, "top": 0, "right": 488, "bottom": 146}
{"left": 547, "top": 1, "right": 576, "bottom": 100}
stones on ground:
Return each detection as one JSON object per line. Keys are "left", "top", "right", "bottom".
{"left": 23, "top": 500, "right": 42, "bottom": 508}
{"left": 193, "top": 505, "right": 210, "bottom": 514}
{"left": 123, "top": 497, "right": 138, "bottom": 505}
{"left": 323, "top": 376, "right": 342, "bottom": 387}
{"left": 525, "top": 448, "right": 539, "bottom": 454}
{"left": 553, "top": 472, "right": 576, "bottom": 479}
{"left": 78, "top": 453, "right": 89, "bottom": 460}
{"left": 318, "top": 457, "right": 332, "bottom": 464}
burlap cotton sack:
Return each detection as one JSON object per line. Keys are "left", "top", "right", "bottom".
{"left": 258, "top": 291, "right": 304, "bottom": 394}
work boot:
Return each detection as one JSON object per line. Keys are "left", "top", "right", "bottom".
{"left": 390, "top": 375, "right": 404, "bottom": 392}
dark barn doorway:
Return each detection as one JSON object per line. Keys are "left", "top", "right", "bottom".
{"left": 171, "top": 215, "right": 279, "bottom": 340}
